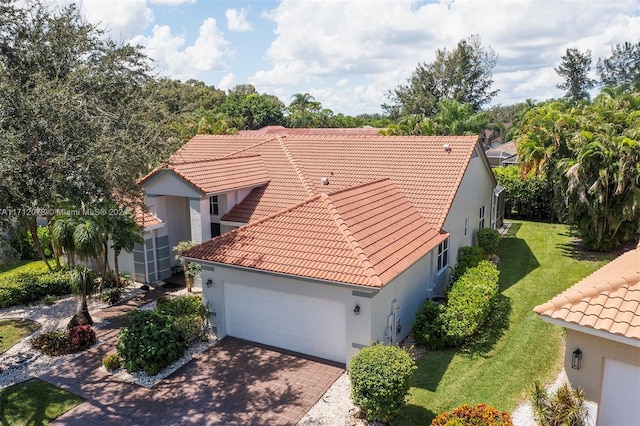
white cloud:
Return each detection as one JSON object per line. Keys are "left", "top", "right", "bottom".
{"left": 66, "top": 0, "right": 154, "bottom": 39}
{"left": 150, "top": 0, "right": 196, "bottom": 5}
{"left": 132, "top": 18, "right": 230, "bottom": 81}
{"left": 226, "top": 8, "right": 253, "bottom": 32}
{"left": 218, "top": 73, "right": 236, "bottom": 91}
{"left": 251, "top": 0, "right": 640, "bottom": 114}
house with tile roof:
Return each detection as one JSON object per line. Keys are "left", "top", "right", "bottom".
{"left": 534, "top": 244, "right": 640, "bottom": 426}
{"left": 126, "top": 129, "right": 503, "bottom": 364}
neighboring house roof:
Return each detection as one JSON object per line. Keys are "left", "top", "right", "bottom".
{"left": 236, "top": 126, "right": 382, "bottom": 136}
{"left": 169, "top": 134, "right": 271, "bottom": 164}
{"left": 138, "top": 155, "right": 270, "bottom": 196}
{"left": 183, "top": 179, "right": 448, "bottom": 288}
{"left": 534, "top": 244, "right": 640, "bottom": 342}
{"left": 486, "top": 141, "right": 517, "bottom": 159}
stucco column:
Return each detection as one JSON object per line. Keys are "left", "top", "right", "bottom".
{"left": 189, "top": 197, "right": 211, "bottom": 244}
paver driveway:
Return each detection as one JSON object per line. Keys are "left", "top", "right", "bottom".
{"left": 39, "top": 290, "right": 344, "bottom": 425}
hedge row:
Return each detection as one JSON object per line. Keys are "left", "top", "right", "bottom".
{"left": 0, "top": 270, "right": 72, "bottom": 308}
{"left": 413, "top": 260, "right": 500, "bottom": 349}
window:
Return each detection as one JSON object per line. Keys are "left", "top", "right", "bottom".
{"left": 437, "top": 238, "right": 449, "bottom": 271}
{"left": 210, "top": 196, "right": 219, "bottom": 216}
{"left": 210, "top": 222, "right": 221, "bottom": 238}
{"left": 464, "top": 217, "right": 469, "bottom": 236}
{"left": 479, "top": 205, "right": 485, "bottom": 229}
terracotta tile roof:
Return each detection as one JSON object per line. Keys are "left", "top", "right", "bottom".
{"left": 169, "top": 134, "right": 273, "bottom": 163}
{"left": 236, "top": 126, "right": 382, "bottom": 136}
{"left": 486, "top": 141, "right": 517, "bottom": 158}
{"left": 133, "top": 206, "right": 164, "bottom": 229}
{"left": 534, "top": 245, "right": 640, "bottom": 341}
{"left": 183, "top": 179, "right": 448, "bottom": 287}
{"left": 218, "top": 135, "right": 479, "bottom": 229}
{"left": 140, "top": 155, "right": 270, "bottom": 196}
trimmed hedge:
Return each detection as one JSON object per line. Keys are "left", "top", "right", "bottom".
{"left": 442, "top": 260, "right": 500, "bottom": 346}
{"left": 477, "top": 228, "right": 501, "bottom": 255}
{"left": 413, "top": 260, "right": 500, "bottom": 348}
{"left": 349, "top": 344, "right": 417, "bottom": 422}
{"left": 431, "top": 403, "right": 514, "bottom": 426}
{"left": 0, "top": 270, "right": 72, "bottom": 308}
{"left": 452, "top": 246, "right": 486, "bottom": 282}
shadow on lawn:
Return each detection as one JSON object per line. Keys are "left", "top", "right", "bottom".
{"left": 497, "top": 233, "right": 540, "bottom": 291}
{"left": 458, "top": 293, "right": 512, "bottom": 359}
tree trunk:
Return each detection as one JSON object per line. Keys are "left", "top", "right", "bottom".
{"left": 114, "top": 248, "right": 121, "bottom": 286}
{"left": 28, "top": 216, "right": 52, "bottom": 272}
{"left": 67, "top": 294, "right": 93, "bottom": 329}
{"left": 46, "top": 215, "right": 61, "bottom": 270}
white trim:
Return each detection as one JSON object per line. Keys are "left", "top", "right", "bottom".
{"left": 204, "top": 183, "right": 267, "bottom": 197}
{"left": 538, "top": 316, "right": 640, "bottom": 348}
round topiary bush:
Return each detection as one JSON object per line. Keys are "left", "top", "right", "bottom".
{"left": 102, "top": 353, "right": 121, "bottom": 371}
{"left": 431, "top": 403, "right": 514, "bottom": 426}
{"left": 349, "top": 343, "right": 417, "bottom": 422}
{"left": 477, "top": 228, "right": 501, "bottom": 255}
{"left": 116, "top": 309, "right": 186, "bottom": 375}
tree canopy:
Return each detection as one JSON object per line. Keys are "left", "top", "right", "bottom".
{"left": 597, "top": 41, "right": 640, "bottom": 89}
{"left": 384, "top": 35, "right": 498, "bottom": 117}
{"left": 555, "top": 48, "right": 596, "bottom": 104}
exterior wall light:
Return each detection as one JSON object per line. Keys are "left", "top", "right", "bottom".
{"left": 206, "top": 278, "right": 213, "bottom": 288}
{"left": 572, "top": 348, "right": 582, "bottom": 370}
{"left": 353, "top": 304, "right": 360, "bottom": 315}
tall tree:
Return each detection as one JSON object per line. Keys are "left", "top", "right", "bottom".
{"left": 0, "top": 0, "right": 173, "bottom": 266}
{"left": 68, "top": 218, "right": 102, "bottom": 328}
{"left": 287, "top": 93, "right": 323, "bottom": 127}
{"left": 218, "top": 84, "right": 285, "bottom": 130}
{"left": 596, "top": 41, "right": 640, "bottom": 89}
{"left": 555, "top": 48, "right": 596, "bottom": 104}
{"left": 384, "top": 34, "right": 498, "bottom": 117}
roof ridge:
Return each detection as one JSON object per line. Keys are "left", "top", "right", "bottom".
{"left": 320, "top": 192, "right": 384, "bottom": 287}
{"left": 221, "top": 136, "right": 280, "bottom": 159}
{"left": 277, "top": 136, "right": 316, "bottom": 197}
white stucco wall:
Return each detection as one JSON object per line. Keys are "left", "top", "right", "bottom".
{"left": 142, "top": 172, "right": 202, "bottom": 198}
{"left": 443, "top": 147, "right": 495, "bottom": 276}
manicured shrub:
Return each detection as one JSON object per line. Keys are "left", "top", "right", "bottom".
{"left": 431, "top": 403, "right": 514, "bottom": 426}
{"left": 452, "top": 246, "right": 487, "bottom": 281}
{"left": 31, "top": 325, "right": 96, "bottom": 356}
{"left": 116, "top": 309, "right": 186, "bottom": 375}
{"left": 69, "top": 325, "right": 96, "bottom": 351}
{"left": 101, "top": 287, "right": 123, "bottom": 305}
{"left": 31, "top": 331, "right": 70, "bottom": 356}
{"left": 0, "top": 270, "right": 71, "bottom": 308}
{"left": 157, "top": 295, "right": 206, "bottom": 318}
{"left": 102, "top": 354, "right": 122, "bottom": 371}
{"left": 349, "top": 344, "right": 417, "bottom": 422}
{"left": 174, "top": 315, "right": 204, "bottom": 343}
{"left": 442, "top": 261, "right": 500, "bottom": 346}
{"left": 412, "top": 300, "right": 447, "bottom": 350}
{"left": 477, "top": 228, "right": 501, "bottom": 255}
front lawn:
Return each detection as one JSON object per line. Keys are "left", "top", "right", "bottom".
{"left": 0, "top": 319, "right": 41, "bottom": 354}
{"left": 0, "top": 379, "right": 83, "bottom": 425}
{"left": 397, "top": 221, "right": 613, "bottom": 424}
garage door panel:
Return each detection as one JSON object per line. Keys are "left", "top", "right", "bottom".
{"left": 599, "top": 358, "right": 640, "bottom": 426}
{"left": 224, "top": 283, "right": 346, "bottom": 363}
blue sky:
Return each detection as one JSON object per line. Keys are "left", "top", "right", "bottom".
{"left": 62, "top": 0, "right": 640, "bottom": 115}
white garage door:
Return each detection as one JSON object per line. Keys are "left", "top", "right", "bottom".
{"left": 599, "top": 358, "right": 640, "bottom": 425}
{"left": 224, "top": 282, "right": 347, "bottom": 363}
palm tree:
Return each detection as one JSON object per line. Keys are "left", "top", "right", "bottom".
{"left": 51, "top": 215, "right": 78, "bottom": 268}
{"left": 67, "top": 218, "right": 102, "bottom": 328}
{"left": 173, "top": 240, "right": 201, "bottom": 292}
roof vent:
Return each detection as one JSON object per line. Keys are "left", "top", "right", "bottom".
{"left": 443, "top": 144, "right": 451, "bottom": 152}
{"left": 320, "top": 177, "right": 329, "bottom": 185}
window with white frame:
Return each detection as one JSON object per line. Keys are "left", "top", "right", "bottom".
{"left": 437, "top": 238, "right": 449, "bottom": 271}
{"left": 464, "top": 217, "right": 469, "bottom": 236}
{"left": 479, "top": 205, "right": 485, "bottom": 229}
{"left": 210, "top": 195, "right": 219, "bottom": 216}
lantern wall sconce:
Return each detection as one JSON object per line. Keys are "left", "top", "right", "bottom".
{"left": 572, "top": 348, "right": 582, "bottom": 370}
{"left": 206, "top": 278, "right": 213, "bottom": 288}
{"left": 353, "top": 304, "right": 360, "bottom": 315}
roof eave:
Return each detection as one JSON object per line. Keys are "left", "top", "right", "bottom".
{"left": 536, "top": 314, "right": 640, "bottom": 348}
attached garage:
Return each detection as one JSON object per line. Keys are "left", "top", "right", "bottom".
{"left": 223, "top": 282, "right": 347, "bottom": 363}
{"left": 598, "top": 358, "right": 640, "bottom": 425}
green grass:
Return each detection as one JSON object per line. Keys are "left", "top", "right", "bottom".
{"left": 0, "top": 260, "right": 49, "bottom": 277}
{"left": 396, "top": 221, "right": 613, "bottom": 424}
{"left": 0, "top": 319, "right": 41, "bottom": 354}
{"left": 0, "top": 379, "right": 83, "bottom": 425}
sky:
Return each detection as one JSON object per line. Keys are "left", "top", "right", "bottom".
{"left": 57, "top": 0, "right": 640, "bottom": 115}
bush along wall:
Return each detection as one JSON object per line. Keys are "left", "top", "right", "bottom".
{"left": 0, "top": 270, "right": 72, "bottom": 308}
{"left": 413, "top": 260, "right": 500, "bottom": 348}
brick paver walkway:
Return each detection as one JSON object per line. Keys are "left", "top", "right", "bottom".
{"left": 40, "top": 288, "right": 344, "bottom": 425}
